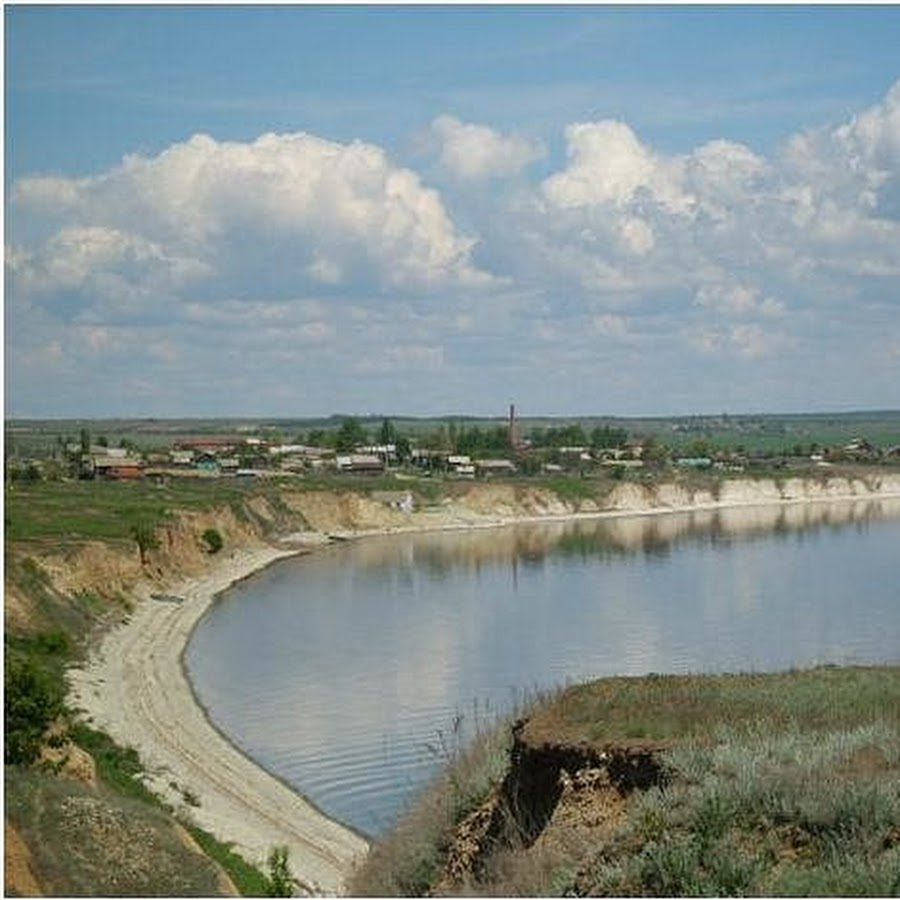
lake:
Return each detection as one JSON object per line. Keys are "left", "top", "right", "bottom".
{"left": 185, "top": 497, "right": 900, "bottom": 837}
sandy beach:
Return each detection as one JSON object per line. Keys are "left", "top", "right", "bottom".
{"left": 68, "top": 546, "right": 370, "bottom": 896}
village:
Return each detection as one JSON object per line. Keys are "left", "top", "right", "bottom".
{"left": 6, "top": 408, "right": 898, "bottom": 486}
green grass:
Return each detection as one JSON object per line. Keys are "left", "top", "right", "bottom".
{"left": 65, "top": 724, "right": 276, "bottom": 895}
{"left": 3, "top": 766, "right": 233, "bottom": 896}
{"left": 4, "top": 478, "right": 259, "bottom": 544}
{"left": 355, "top": 668, "right": 900, "bottom": 897}
{"left": 537, "top": 477, "right": 605, "bottom": 502}
{"left": 185, "top": 824, "right": 275, "bottom": 896}
{"left": 584, "top": 720, "right": 900, "bottom": 895}
{"left": 534, "top": 667, "right": 900, "bottom": 745}
{"left": 69, "top": 723, "right": 166, "bottom": 810}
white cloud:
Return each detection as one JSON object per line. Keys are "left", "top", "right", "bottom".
{"left": 354, "top": 344, "right": 445, "bottom": 374}
{"left": 688, "top": 322, "right": 794, "bottom": 359}
{"left": 686, "top": 139, "right": 768, "bottom": 221}
{"left": 618, "top": 216, "right": 655, "bottom": 255}
{"left": 10, "top": 132, "right": 494, "bottom": 305}
{"left": 430, "top": 115, "right": 544, "bottom": 180}
{"left": 591, "top": 313, "right": 628, "bottom": 337}
{"left": 694, "top": 282, "right": 771, "bottom": 317}
{"left": 541, "top": 120, "right": 693, "bottom": 214}
{"left": 6, "top": 81, "right": 900, "bottom": 416}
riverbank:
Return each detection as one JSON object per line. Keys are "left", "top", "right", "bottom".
{"left": 67, "top": 546, "right": 370, "bottom": 896}
{"left": 60, "top": 473, "right": 900, "bottom": 894}
{"left": 351, "top": 666, "right": 900, "bottom": 896}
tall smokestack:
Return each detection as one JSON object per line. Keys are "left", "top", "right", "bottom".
{"left": 509, "top": 403, "right": 520, "bottom": 450}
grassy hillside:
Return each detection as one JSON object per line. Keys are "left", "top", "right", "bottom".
{"left": 351, "top": 667, "right": 900, "bottom": 896}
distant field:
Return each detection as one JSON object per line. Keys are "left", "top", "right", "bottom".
{"left": 6, "top": 410, "right": 900, "bottom": 458}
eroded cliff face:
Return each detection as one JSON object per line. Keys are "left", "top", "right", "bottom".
{"left": 5, "top": 505, "right": 274, "bottom": 634}
{"left": 7, "top": 472, "right": 900, "bottom": 635}
{"left": 433, "top": 719, "right": 672, "bottom": 893}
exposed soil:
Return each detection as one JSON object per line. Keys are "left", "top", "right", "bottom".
{"left": 433, "top": 719, "right": 671, "bottom": 893}
{"left": 5, "top": 821, "right": 43, "bottom": 897}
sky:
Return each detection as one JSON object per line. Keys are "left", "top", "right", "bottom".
{"left": 5, "top": 4, "right": 900, "bottom": 419}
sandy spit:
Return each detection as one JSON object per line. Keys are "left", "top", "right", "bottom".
{"left": 67, "top": 546, "right": 369, "bottom": 897}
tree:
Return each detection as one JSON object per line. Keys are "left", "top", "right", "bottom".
{"left": 335, "top": 418, "right": 368, "bottom": 453}
{"left": 591, "top": 425, "right": 628, "bottom": 449}
{"left": 379, "top": 418, "right": 397, "bottom": 446}
{"left": 395, "top": 435, "right": 412, "bottom": 463}
{"left": 131, "top": 522, "right": 160, "bottom": 565}
{"left": 641, "top": 436, "right": 670, "bottom": 467}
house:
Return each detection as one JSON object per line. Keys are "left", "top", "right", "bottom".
{"left": 91, "top": 453, "right": 144, "bottom": 480}
{"left": 335, "top": 454, "right": 386, "bottom": 475}
{"left": 475, "top": 459, "right": 517, "bottom": 477}
{"left": 169, "top": 450, "right": 195, "bottom": 467}
{"left": 448, "top": 455, "right": 475, "bottom": 478}
{"left": 359, "top": 444, "right": 398, "bottom": 466}
{"left": 411, "top": 449, "right": 451, "bottom": 472}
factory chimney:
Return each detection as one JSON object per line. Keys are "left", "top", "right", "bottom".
{"left": 508, "top": 403, "right": 522, "bottom": 451}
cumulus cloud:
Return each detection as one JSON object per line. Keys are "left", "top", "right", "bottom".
{"left": 685, "top": 139, "right": 768, "bottom": 222}
{"left": 10, "top": 131, "right": 494, "bottom": 310}
{"left": 429, "top": 115, "right": 544, "bottom": 180}
{"left": 541, "top": 120, "right": 693, "bottom": 214}
{"left": 688, "top": 323, "right": 794, "bottom": 359}
{"left": 618, "top": 217, "right": 655, "bottom": 255}
{"left": 6, "top": 81, "right": 900, "bottom": 415}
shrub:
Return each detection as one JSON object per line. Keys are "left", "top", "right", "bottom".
{"left": 201, "top": 527, "right": 224, "bottom": 554}
{"left": 4, "top": 654, "right": 66, "bottom": 764}
{"left": 266, "top": 846, "right": 293, "bottom": 896}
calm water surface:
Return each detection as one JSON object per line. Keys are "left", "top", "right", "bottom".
{"left": 185, "top": 498, "right": 900, "bottom": 836}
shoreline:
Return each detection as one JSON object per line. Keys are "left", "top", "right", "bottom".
{"left": 68, "top": 546, "right": 370, "bottom": 896}
{"left": 67, "top": 482, "right": 900, "bottom": 894}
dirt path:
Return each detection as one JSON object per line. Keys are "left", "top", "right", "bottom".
{"left": 68, "top": 547, "right": 368, "bottom": 896}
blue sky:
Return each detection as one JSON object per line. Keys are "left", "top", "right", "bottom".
{"left": 5, "top": 4, "right": 900, "bottom": 418}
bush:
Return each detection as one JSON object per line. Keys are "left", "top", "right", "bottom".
{"left": 201, "top": 527, "right": 224, "bottom": 554}
{"left": 4, "top": 654, "right": 66, "bottom": 764}
{"left": 266, "top": 846, "right": 293, "bottom": 896}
